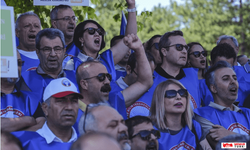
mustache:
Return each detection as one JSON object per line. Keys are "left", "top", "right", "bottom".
{"left": 117, "top": 132, "right": 128, "bottom": 142}
{"left": 100, "top": 84, "right": 111, "bottom": 93}
{"left": 146, "top": 141, "right": 157, "bottom": 149}
{"left": 61, "top": 110, "right": 76, "bottom": 116}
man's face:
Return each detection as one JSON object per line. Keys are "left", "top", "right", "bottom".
{"left": 93, "top": 106, "right": 129, "bottom": 149}
{"left": 130, "top": 122, "right": 158, "bottom": 150}
{"left": 43, "top": 94, "right": 79, "bottom": 128}
{"left": 16, "top": 15, "right": 41, "bottom": 50}
{"left": 85, "top": 63, "right": 111, "bottom": 103}
{"left": 219, "top": 39, "right": 238, "bottom": 55}
{"left": 36, "top": 36, "right": 66, "bottom": 73}
{"left": 52, "top": 8, "right": 76, "bottom": 39}
{"left": 163, "top": 35, "right": 187, "bottom": 67}
{"left": 213, "top": 68, "right": 239, "bottom": 104}
{"left": 79, "top": 22, "right": 103, "bottom": 54}
{"left": 213, "top": 56, "right": 234, "bottom": 67}
{"left": 149, "top": 37, "right": 161, "bottom": 65}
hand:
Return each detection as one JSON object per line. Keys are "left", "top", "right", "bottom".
{"left": 24, "top": 116, "right": 37, "bottom": 126}
{"left": 123, "top": 34, "right": 143, "bottom": 51}
{"left": 126, "top": 0, "right": 135, "bottom": 9}
{"left": 209, "top": 125, "right": 235, "bottom": 141}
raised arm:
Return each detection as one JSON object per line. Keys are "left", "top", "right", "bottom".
{"left": 111, "top": 0, "right": 137, "bottom": 65}
{"left": 121, "top": 34, "right": 153, "bottom": 107}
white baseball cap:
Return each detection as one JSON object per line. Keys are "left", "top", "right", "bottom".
{"left": 43, "top": 77, "right": 83, "bottom": 101}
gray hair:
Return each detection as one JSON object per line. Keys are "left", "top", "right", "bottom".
{"left": 217, "top": 35, "right": 239, "bottom": 47}
{"left": 50, "top": 5, "right": 73, "bottom": 20}
{"left": 205, "top": 61, "right": 234, "bottom": 93}
{"left": 215, "top": 134, "right": 250, "bottom": 150}
{"left": 78, "top": 102, "right": 110, "bottom": 135}
{"left": 15, "top": 11, "right": 41, "bottom": 30}
{"left": 35, "top": 28, "right": 65, "bottom": 49}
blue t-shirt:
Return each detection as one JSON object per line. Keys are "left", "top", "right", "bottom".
{"left": 156, "top": 120, "right": 202, "bottom": 150}
{"left": 19, "top": 53, "right": 40, "bottom": 73}
{"left": 66, "top": 42, "right": 80, "bottom": 58}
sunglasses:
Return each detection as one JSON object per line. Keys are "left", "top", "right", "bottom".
{"left": 84, "top": 73, "right": 112, "bottom": 82}
{"left": 150, "top": 43, "right": 159, "bottom": 50}
{"left": 131, "top": 130, "right": 161, "bottom": 140}
{"left": 83, "top": 28, "right": 104, "bottom": 36}
{"left": 189, "top": 51, "right": 207, "bottom": 58}
{"left": 165, "top": 89, "right": 188, "bottom": 98}
{"left": 165, "top": 44, "right": 189, "bottom": 51}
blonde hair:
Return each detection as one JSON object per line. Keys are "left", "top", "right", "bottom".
{"left": 150, "top": 79, "right": 193, "bottom": 130}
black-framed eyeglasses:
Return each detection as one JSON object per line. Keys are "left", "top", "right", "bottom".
{"left": 150, "top": 43, "right": 159, "bottom": 50}
{"left": 54, "top": 16, "right": 78, "bottom": 23}
{"left": 84, "top": 73, "right": 112, "bottom": 82}
{"left": 189, "top": 51, "right": 207, "bottom": 58}
{"left": 164, "top": 44, "right": 189, "bottom": 51}
{"left": 39, "top": 46, "right": 64, "bottom": 54}
{"left": 133, "top": 70, "right": 138, "bottom": 76}
{"left": 83, "top": 28, "right": 104, "bottom": 36}
{"left": 165, "top": 89, "right": 188, "bottom": 98}
{"left": 18, "top": 60, "right": 24, "bottom": 66}
{"left": 131, "top": 129, "right": 161, "bottom": 140}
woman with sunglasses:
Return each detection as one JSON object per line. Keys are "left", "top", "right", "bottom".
{"left": 145, "top": 35, "right": 162, "bottom": 66}
{"left": 64, "top": 0, "right": 137, "bottom": 81}
{"left": 150, "top": 79, "right": 203, "bottom": 150}
{"left": 187, "top": 42, "right": 208, "bottom": 79}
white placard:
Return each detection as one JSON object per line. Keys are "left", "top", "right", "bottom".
{"left": 34, "top": 0, "right": 89, "bottom": 6}
{"left": 1, "top": 6, "right": 18, "bottom": 78}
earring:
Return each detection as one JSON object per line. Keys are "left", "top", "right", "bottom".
{"left": 81, "top": 43, "right": 83, "bottom": 47}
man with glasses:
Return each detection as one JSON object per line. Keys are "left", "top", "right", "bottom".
{"left": 1, "top": 51, "right": 45, "bottom": 132}
{"left": 78, "top": 104, "right": 131, "bottom": 150}
{"left": 127, "top": 30, "right": 200, "bottom": 118}
{"left": 12, "top": 77, "right": 83, "bottom": 150}
{"left": 21, "top": 28, "right": 77, "bottom": 104}
{"left": 15, "top": 12, "right": 41, "bottom": 73}
{"left": 51, "top": 5, "right": 80, "bottom": 57}
{"left": 125, "top": 116, "right": 160, "bottom": 150}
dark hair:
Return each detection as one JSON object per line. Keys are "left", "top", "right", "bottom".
{"left": 210, "top": 43, "right": 236, "bottom": 65}
{"left": 125, "top": 116, "right": 153, "bottom": 139}
{"left": 50, "top": 5, "right": 72, "bottom": 20}
{"left": 237, "top": 54, "right": 247, "bottom": 60}
{"left": 127, "top": 52, "right": 155, "bottom": 73}
{"left": 1, "top": 131, "right": 24, "bottom": 150}
{"left": 110, "top": 35, "right": 124, "bottom": 47}
{"left": 73, "top": 20, "right": 106, "bottom": 51}
{"left": 159, "top": 30, "right": 183, "bottom": 61}
{"left": 36, "top": 28, "right": 65, "bottom": 50}
{"left": 145, "top": 35, "right": 161, "bottom": 51}
{"left": 205, "top": 61, "right": 233, "bottom": 92}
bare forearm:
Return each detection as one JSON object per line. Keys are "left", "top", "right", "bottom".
{"left": 24, "top": 117, "right": 46, "bottom": 131}
{"left": 125, "top": 1, "right": 137, "bottom": 35}
{"left": 1, "top": 117, "right": 36, "bottom": 132}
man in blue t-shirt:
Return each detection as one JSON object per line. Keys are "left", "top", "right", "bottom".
{"left": 194, "top": 61, "right": 250, "bottom": 149}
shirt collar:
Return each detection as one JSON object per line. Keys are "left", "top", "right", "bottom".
{"left": 209, "top": 101, "right": 242, "bottom": 112}
{"left": 77, "top": 52, "right": 101, "bottom": 62}
{"left": 116, "top": 76, "right": 128, "bottom": 90}
{"left": 36, "top": 122, "right": 77, "bottom": 144}
{"left": 115, "top": 64, "right": 126, "bottom": 71}
{"left": 155, "top": 65, "right": 186, "bottom": 80}
{"left": 36, "top": 65, "right": 66, "bottom": 78}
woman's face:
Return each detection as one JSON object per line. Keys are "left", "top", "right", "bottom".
{"left": 149, "top": 37, "right": 162, "bottom": 65}
{"left": 188, "top": 45, "right": 206, "bottom": 69}
{"left": 164, "top": 83, "right": 187, "bottom": 115}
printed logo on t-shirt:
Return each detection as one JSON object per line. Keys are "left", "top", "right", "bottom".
{"left": 126, "top": 102, "right": 150, "bottom": 118}
{"left": 170, "top": 141, "right": 195, "bottom": 150}
{"left": 26, "top": 67, "right": 37, "bottom": 71}
{"left": 227, "top": 123, "right": 250, "bottom": 135}
{"left": 190, "top": 95, "right": 197, "bottom": 109}
{"left": 1, "top": 106, "right": 25, "bottom": 118}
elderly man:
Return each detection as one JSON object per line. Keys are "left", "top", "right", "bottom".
{"left": 78, "top": 104, "right": 131, "bottom": 150}
{"left": 50, "top": 5, "right": 79, "bottom": 57}
{"left": 1, "top": 51, "right": 45, "bottom": 132}
{"left": 125, "top": 116, "right": 160, "bottom": 150}
{"left": 127, "top": 30, "right": 200, "bottom": 118}
{"left": 76, "top": 34, "right": 153, "bottom": 119}
{"left": 21, "top": 28, "right": 77, "bottom": 103}
{"left": 15, "top": 12, "right": 41, "bottom": 72}
{"left": 70, "top": 132, "right": 122, "bottom": 150}
{"left": 217, "top": 35, "right": 240, "bottom": 66}
{"left": 12, "top": 77, "right": 82, "bottom": 150}
{"left": 194, "top": 61, "right": 250, "bottom": 149}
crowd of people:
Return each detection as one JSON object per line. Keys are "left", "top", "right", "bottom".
{"left": 1, "top": 0, "right": 250, "bottom": 150}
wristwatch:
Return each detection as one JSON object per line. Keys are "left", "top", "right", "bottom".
{"left": 127, "top": 7, "right": 136, "bottom": 12}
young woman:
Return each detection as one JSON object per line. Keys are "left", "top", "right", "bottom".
{"left": 150, "top": 79, "right": 203, "bottom": 150}
{"left": 187, "top": 42, "right": 208, "bottom": 79}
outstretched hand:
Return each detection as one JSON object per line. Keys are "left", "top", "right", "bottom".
{"left": 123, "top": 34, "right": 143, "bottom": 51}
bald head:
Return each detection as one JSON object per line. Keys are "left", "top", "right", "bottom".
{"left": 70, "top": 132, "right": 122, "bottom": 150}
